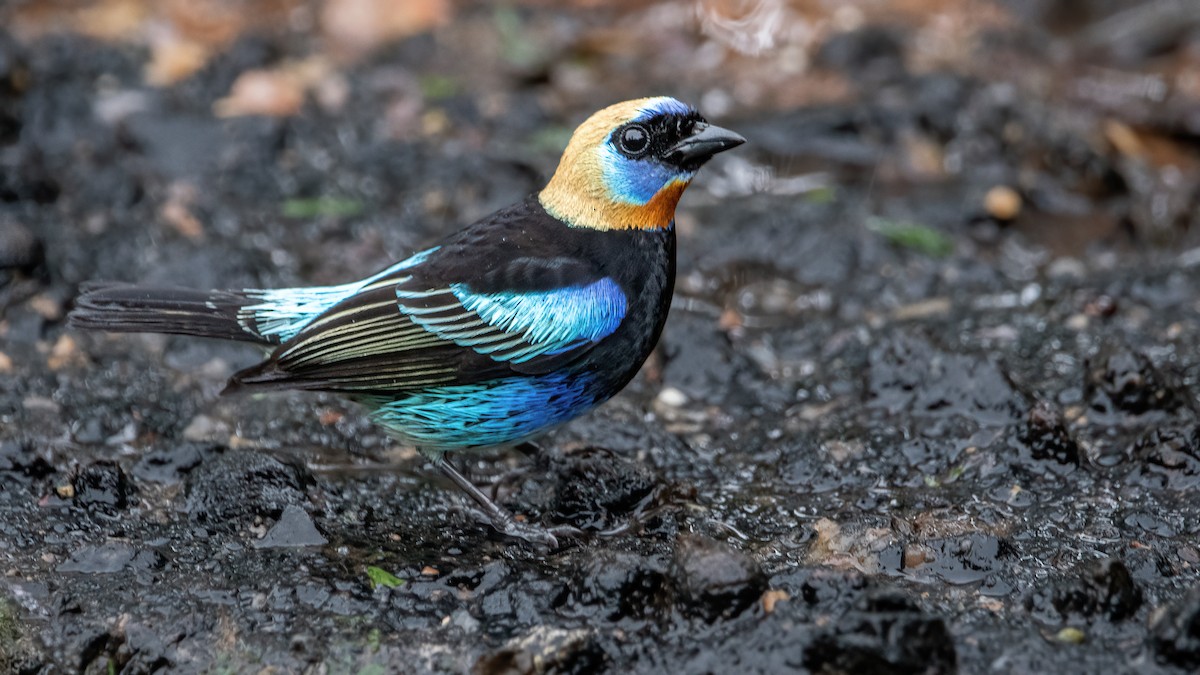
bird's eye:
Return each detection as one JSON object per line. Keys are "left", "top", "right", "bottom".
{"left": 618, "top": 124, "right": 650, "bottom": 155}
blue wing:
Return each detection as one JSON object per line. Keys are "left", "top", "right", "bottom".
{"left": 398, "top": 277, "right": 626, "bottom": 364}
{"left": 230, "top": 254, "right": 627, "bottom": 392}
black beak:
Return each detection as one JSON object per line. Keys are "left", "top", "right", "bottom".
{"left": 667, "top": 122, "right": 746, "bottom": 168}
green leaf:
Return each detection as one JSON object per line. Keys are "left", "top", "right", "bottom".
{"left": 867, "top": 217, "right": 954, "bottom": 258}
{"left": 803, "top": 185, "right": 837, "bottom": 204}
{"left": 494, "top": 6, "right": 543, "bottom": 68}
{"left": 366, "top": 566, "right": 404, "bottom": 589}
{"left": 1055, "top": 627, "right": 1086, "bottom": 644}
{"left": 367, "top": 627, "right": 382, "bottom": 653}
{"left": 420, "top": 75, "right": 459, "bottom": 101}
{"left": 282, "top": 197, "right": 364, "bottom": 219}
{"left": 944, "top": 464, "right": 966, "bottom": 483}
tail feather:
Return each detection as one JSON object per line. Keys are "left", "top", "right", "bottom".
{"left": 69, "top": 282, "right": 276, "bottom": 345}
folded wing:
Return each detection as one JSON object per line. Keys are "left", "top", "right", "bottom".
{"left": 227, "top": 254, "right": 627, "bottom": 393}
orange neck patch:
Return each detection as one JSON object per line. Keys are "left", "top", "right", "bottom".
{"left": 540, "top": 178, "right": 688, "bottom": 231}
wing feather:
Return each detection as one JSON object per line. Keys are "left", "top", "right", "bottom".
{"left": 229, "top": 248, "right": 627, "bottom": 393}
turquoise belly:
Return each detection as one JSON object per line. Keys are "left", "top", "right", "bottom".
{"left": 361, "top": 373, "right": 598, "bottom": 452}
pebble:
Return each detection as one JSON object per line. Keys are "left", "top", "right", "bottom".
{"left": 0, "top": 221, "right": 42, "bottom": 270}
{"left": 656, "top": 386, "right": 689, "bottom": 408}
{"left": 253, "top": 504, "right": 327, "bottom": 548}
{"left": 46, "top": 334, "right": 82, "bottom": 371}
{"left": 1150, "top": 585, "right": 1200, "bottom": 669}
{"left": 670, "top": 533, "right": 767, "bottom": 621}
{"left": 474, "top": 626, "right": 600, "bottom": 675}
{"left": 182, "top": 414, "right": 230, "bottom": 442}
{"left": 984, "top": 185, "right": 1022, "bottom": 220}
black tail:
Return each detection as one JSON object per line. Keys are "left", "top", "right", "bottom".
{"left": 69, "top": 282, "right": 276, "bottom": 345}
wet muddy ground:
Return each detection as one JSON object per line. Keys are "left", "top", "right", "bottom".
{"left": 3, "top": 1, "right": 1200, "bottom": 673}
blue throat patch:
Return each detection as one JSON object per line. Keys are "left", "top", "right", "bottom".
{"left": 598, "top": 97, "right": 697, "bottom": 205}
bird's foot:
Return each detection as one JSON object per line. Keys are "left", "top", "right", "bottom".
{"left": 436, "top": 455, "right": 580, "bottom": 548}
{"left": 489, "top": 517, "right": 583, "bottom": 548}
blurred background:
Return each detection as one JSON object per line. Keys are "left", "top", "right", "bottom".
{"left": 2, "top": 0, "right": 1198, "bottom": 285}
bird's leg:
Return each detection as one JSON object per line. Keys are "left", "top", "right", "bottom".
{"left": 435, "top": 456, "right": 581, "bottom": 548}
{"left": 488, "top": 441, "right": 546, "bottom": 500}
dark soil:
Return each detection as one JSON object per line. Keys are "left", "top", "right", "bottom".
{"left": 3, "top": 2, "right": 1200, "bottom": 673}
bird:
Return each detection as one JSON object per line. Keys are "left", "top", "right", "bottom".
{"left": 69, "top": 97, "right": 745, "bottom": 546}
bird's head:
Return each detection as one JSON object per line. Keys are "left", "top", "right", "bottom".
{"left": 539, "top": 97, "right": 745, "bottom": 231}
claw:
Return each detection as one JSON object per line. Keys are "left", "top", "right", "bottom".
{"left": 494, "top": 520, "right": 582, "bottom": 548}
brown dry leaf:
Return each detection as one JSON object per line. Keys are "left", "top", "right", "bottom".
{"left": 808, "top": 517, "right": 897, "bottom": 573}
{"left": 1105, "top": 119, "right": 1145, "bottom": 159}
{"left": 47, "top": 334, "right": 83, "bottom": 371}
{"left": 215, "top": 68, "right": 306, "bottom": 117}
{"left": 760, "top": 589, "right": 790, "bottom": 614}
{"left": 28, "top": 294, "right": 64, "bottom": 321}
{"left": 318, "top": 409, "right": 344, "bottom": 426}
{"left": 717, "top": 307, "right": 743, "bottom": 331}
{"left": 146, "top": 38, "right": 211, "bottom": 86}
{"left": 12, "top": 0, "right": 301, "bottom": 86}
{"left": 160, "top": 183, "right": 205, "bottom": 239}
{"left": 321, "top": 0, "right": 451, "bottom": 62}
{"left": 74, "top": 0, "right": 150, "bottom": 41}
{"left": 214, "top": 57, "right": 333, "bottom": 117}
{"left": 164, "top": 0, "right": 248, "bottom": 46}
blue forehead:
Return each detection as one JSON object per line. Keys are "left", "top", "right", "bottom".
{"left": 633, "top": 97, "right": 694, "bottom": 122}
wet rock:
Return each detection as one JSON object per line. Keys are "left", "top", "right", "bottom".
{"left": 669, "top": 534, "right": 766, "bottom": 621}
{"left": 57, "top": 542, "right": 163, "bottom": 574}
{"left": 1017, "top": 400, "right": 1080, "bottom": 467}
{"left": 117, "top": 621, "right": 176, "bottom": 674}
{"left": 1149, "top": 585, "right": 1200, "bottom": 670}
{"left": 184, "top": 450, "right": 314, "bottom": 529}
{"left": 868, "top": 334, "right": 1020, "bottom": 424}
{"left": 71, "top": 461, "right": 135, "bottom": 513}
{"left": 1027, "top": 558, "right": 1143, "bottom": 624}
{"left": 0, "top": 221, "right": 43, "bottom": 273}
{"left": 909, "top": 534, "right": 1009, "bottom": 585}
{"left": 0, "top": 146, "right": 60, "bottom": 206}
{"left": 131, "top": 443, "right": 206, "bottom": 485}
{"left": 779, "top": 436, "right": 849, "bottom": 492}
{"left": 253, "top": 504, "right": 327, "bottom": 548}
{"left": 465, "top": 562, "right": 561, "bottom": 631}
{"left": 0, "top": 441, "right": 53, "bottom": 479}
{"left": 1084, "top": 344, "right": 1188, "bottom": 415}
{"left": 0, "top": 605, "right": 41, "bottom": 673}
{"left": 1128, "top": 425, "right": 1200, "bottom": 490}
{"left": 660, "top": 312, "right": 732, "bottom": 403}
{"left": 803, "top": 592, "right": 956, "bottom": 675}
{"left": 555, "top": 551, "right": 667, "bottom": 621}
{"left": 473, "top": 626, "right": 603, "bottom": 675}
{"left": 547, "top": 448, "right": 657, "bottom": 531}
